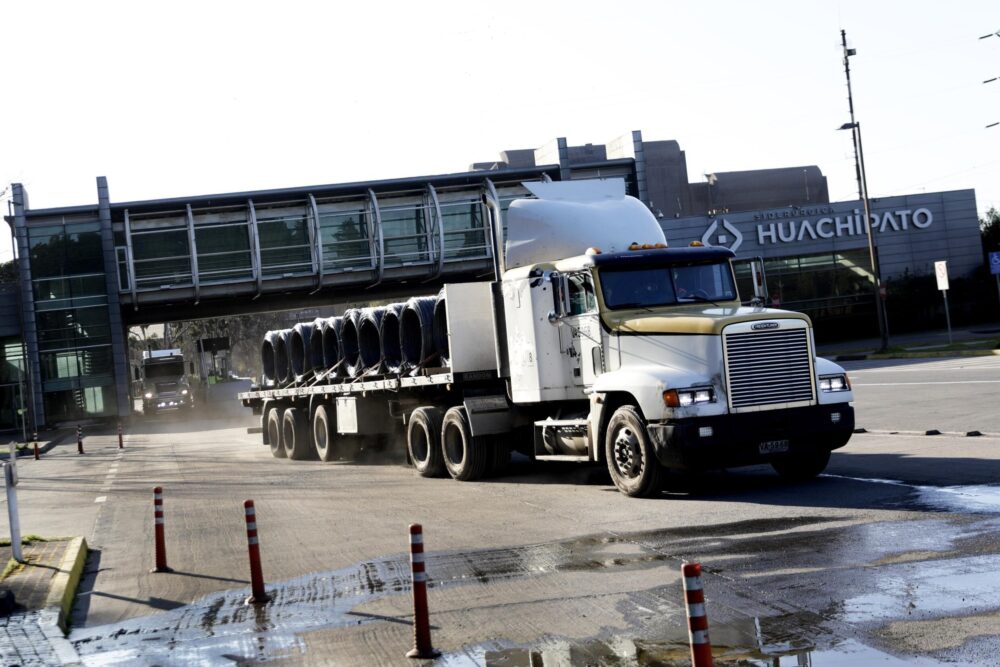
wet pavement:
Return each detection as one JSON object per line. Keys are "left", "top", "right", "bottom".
{"left": 68, "top": 475, "right": 1000, "bottom": 665}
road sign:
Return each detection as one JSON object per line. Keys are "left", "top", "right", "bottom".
{"left": 990, "top": 251, "right": 1000, "bottom": 275}
{"left": 934, "top": 261, "right": 949, "bottom": 291}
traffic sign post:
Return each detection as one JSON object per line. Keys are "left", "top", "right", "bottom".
{"left": 990, "top": 251, "right": 1000, "bottom": 312}
{"left": 935, "top": 261, "right": 952, "bottom": 345}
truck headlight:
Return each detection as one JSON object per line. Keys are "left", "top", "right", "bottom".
{"left": 144, "top": 392, "right": 153, "bottom": 399}
{"left": 819, "top": 374, "right": 851, "bottom": 392}
{"left": 181, "top": 389, "right": 189, "bottom": 395}
{"left": 663, "top": 387, "right": 716, "bottom": 407}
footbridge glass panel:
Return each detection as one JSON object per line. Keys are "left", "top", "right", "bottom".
{"left": 317, "top": 203, "right": 373, "bottom": 272}
{"left": 194, "top": 206, "right": 254, "bottom": 283}
{"left": 129, "top": 212, "right": 193, "bottom": 289}
{"left": 256, "top": 204, "right": 313, "bottom": 277}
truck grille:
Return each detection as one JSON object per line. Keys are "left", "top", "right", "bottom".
{"left": 155, "top": 382, "right": 179, "bottom": 394}
{"left": 724, "top": 328, "right": 814, "bottom": 409}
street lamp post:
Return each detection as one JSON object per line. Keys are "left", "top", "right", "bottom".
{"left": 841, "top": 29, "right": 890, "bottom": 352}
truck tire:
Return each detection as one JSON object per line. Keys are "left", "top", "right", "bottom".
{"left": 605, "top": 405, "right": 663, "bottom": 497}
{"left": 441, "top": 406, "right": 488, "bottom": 481}
{"left": 261, "top": 401, "right": 274, "bottom": 445}
{"left": 268, "top": 407, "right": 286, "bottom": 458}
{"left": 312, "top": 404, "right": 338, "bottom": 462}
{"left": 407, "top": 407, "right": 445, "bottom": 477}
{"left": 487, "top": 435, "right": 511, "bottom": 477}
{"left": 282, "top": 407, "right": 314, "bottom": 460}
{"left": 771, "top": 450, "right": 830, "bottom": 482}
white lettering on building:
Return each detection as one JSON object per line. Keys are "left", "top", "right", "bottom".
{"left": 754, "top": 208, "right": 934, "bottom": 246}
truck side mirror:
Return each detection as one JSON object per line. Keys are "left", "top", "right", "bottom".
{"left": 546, "top": 271, "right": 569, "bottom": 324}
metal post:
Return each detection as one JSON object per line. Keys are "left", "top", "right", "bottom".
{"left": 943, "top": 290, "right": 953, "bottom": 345}
{"left": 842, "top": 30, "right": 890, "bottom": 352}
{"left": 4, "top": 460, "right": 23, "bottom": 563}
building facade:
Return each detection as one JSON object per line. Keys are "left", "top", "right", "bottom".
{"left": 3, "top": 130, "right": 983, "bottom": 429}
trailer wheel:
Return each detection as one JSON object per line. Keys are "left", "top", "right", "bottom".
{"left": 605, "top": 405, "right": 663, "bottom": 497}
{"left": 268, "top": 407, "right": 286, "bottom": 458}
{"left": 282, "top": 407, "right": 315, "bottom": 461}
{"left": 771, "top": 450, "right": 830, "bottom": 482}
{"left": 441, "top": 406, "right": 488, "bottom": 481}
{"left": 407, "top": 407, "right": 445, "bottom": 477}
{"left": 261, "top": 401, "right": 274, "bottom": 445}
{"left": 312, "top": 404, "right": 339, "bottom": 462}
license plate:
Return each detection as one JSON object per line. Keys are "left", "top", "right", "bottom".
{"left": 759, "top": 439, "right": 790, "bottom": 454}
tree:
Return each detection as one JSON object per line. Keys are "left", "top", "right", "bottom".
{"left": 0, "top": 258, "right": 16, "bottom": 285}
{"left": 982, "top": 207, "right": 1000, "bottom": 253}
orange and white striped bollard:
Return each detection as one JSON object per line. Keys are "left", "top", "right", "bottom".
{"left": 244, "top": 500, "right": 270, "bottom": 604}
{"left": 683, "top": 561, "right": 713, "bottom": 667}
{"left": 151, "top": 487, "right": 172, "bottom": 573}
{"left": 406, "top": 523, "right": 438, "bottom": 659}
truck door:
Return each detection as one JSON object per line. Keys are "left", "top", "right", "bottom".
{"left": 562, "top": 272, "right": 603, "bottom": 388}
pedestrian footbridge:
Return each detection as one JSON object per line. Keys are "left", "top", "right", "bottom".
{"left": 111, "top": 170, "right": 550, "bottom": 323}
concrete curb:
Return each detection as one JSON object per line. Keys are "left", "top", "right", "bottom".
{"left": 0, "top": 429, "right": 75, "bottom": 460}
{"left": 44, "top": 536, "right": 88, "bottom": 633}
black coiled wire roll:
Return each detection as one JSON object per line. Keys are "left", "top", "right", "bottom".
{"left": 378, "top": 303, "right": 406, "bottom": 374}
{"left": 340, "top": 309, "right": 363, "bottom": 378}
{"left": 432, "top": 289, "right": 450, "bottom": 369}
{"left": 274, "top": 328, "right": 293, "bottom": 387}
{"left": 399, "top": 296, "right": 438, "bottom": 370}
{"left": 357, "top": 306, "right": 387, "bottom": 373}
{"left": 289, "top": 321, "right": 316, "bottom": 384}
{"left": 261, "top": 330, "right": 280, "bottom": 386}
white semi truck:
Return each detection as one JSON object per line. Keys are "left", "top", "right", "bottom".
{"left": 238, "top": 179, "right": 854, "bottom": 497}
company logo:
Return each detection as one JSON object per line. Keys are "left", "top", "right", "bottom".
{"left": 701, "top": 218, "right": 743, "bottom": 252}
{"left": 751, "top": 322, "right": 780, "bottom": 330}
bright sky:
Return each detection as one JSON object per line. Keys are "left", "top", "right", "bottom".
{"left": 2, "top": 1, "right": 999, "bottom": 263}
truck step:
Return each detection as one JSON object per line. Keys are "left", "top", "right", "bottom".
{"left": 535, "top": 454, "right": 590, "bottom": 462}
{"left": 533, "top": 419, "right": 588, "bottom": 428}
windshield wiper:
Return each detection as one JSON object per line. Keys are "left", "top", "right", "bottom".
{"left": 680, "top": 294, "right": 721, "bottom": 307}
{"left": 611, "top": 302, "right": 657, "bottom": 313}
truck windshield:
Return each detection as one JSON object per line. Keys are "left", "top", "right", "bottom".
{"left": 600, "top": 261, "right": 737, "bottom": 310}
{"left": 145, "top": 362, "right": 184, "bottom": 379}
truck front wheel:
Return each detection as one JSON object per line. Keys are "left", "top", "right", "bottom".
{"left": 605, "top": 406, "right": 664, "bottom": 498}
{"left": 408, "top": 407, "right": 445, "bottom": 477}
{"left": 282, "top": 407, "right": 315, "bottom": 461}
{"left": 441, "top": 406, "right": 488, "bottom": 481}
{"left": 771, "top": 450, "right": 830, "bottom": 482}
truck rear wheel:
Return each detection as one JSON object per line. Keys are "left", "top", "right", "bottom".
{"left": 441, "top": 406, "right": 488, "bottom": 481}
{"left": 487, "top": 435, "right": 511, "bottom": 477}
{"left": 268, "top": 407, "right": 286, "bottom": 458}
{"left": 282, "top": 407, "right": 314, "bottom": 460}
{"left": 312, "top": 405, "right": 338, "bottom": 462}
{"left": 408, "top": 407, "right": 445, "bottom": 477}
{"left": 605, "top": 405, "right": 663, "bottom": 497}
{"left": 771, "top": 450, "right": 830, "bottom": 482}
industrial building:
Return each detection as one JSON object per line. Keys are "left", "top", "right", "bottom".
{"left": 2, "top": 130, "right": 983, "bottom": 430}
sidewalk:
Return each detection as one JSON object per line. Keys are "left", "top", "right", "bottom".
{"left": 1, "top": 428, "right": 76, "bottom": 461}
{"left": 0, "top": 537, "right": 86, "bottom": 665}
{"left": 816, "top": 322, "right": 1000, "bottom": 361}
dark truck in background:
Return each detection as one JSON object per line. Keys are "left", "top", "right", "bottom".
{"left": 141, "top": 349, "right": 194, "bottom": 415}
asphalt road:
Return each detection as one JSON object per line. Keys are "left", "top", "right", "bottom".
{"left": 3, "top": 358, "right": 999, "bottom": 666}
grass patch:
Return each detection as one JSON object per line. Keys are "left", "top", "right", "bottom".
{"left": 0, "top": 558, "right": 21, "bottom": 580}
{"left": 0, "top": 534, "right": 53, "bottom": 547}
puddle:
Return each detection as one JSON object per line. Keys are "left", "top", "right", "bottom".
{"left": 438, "top": 633, "right": 948, "bottom": 666}
{"left": 824, "top": 474, "right": 1000, "bottom": 514}
{"left": 915, "top": 484, "right": 1000, "bottom": 513}
{"left": 844, "top": 554, "right": 1000, "bottom": 624}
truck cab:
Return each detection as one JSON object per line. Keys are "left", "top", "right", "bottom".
{"left": 501, "top": 180, "right": 854, "bottom": 496}
{"left": 140, "top": 349, "right": 194, "bottom": 415}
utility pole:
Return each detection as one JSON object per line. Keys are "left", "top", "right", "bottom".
{"left": 841, "top": 29, "right": 890, "bottom": 352}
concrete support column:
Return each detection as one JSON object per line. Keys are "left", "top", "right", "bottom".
{"left": 10, "top": 184, "right": 44, "bottom": 428}
{"left": 96, "top": 177, "right": 132, "bottom": 418}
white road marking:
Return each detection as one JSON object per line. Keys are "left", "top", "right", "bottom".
{"left": 95, "top": 496, "right": 107, "bottom": 503}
